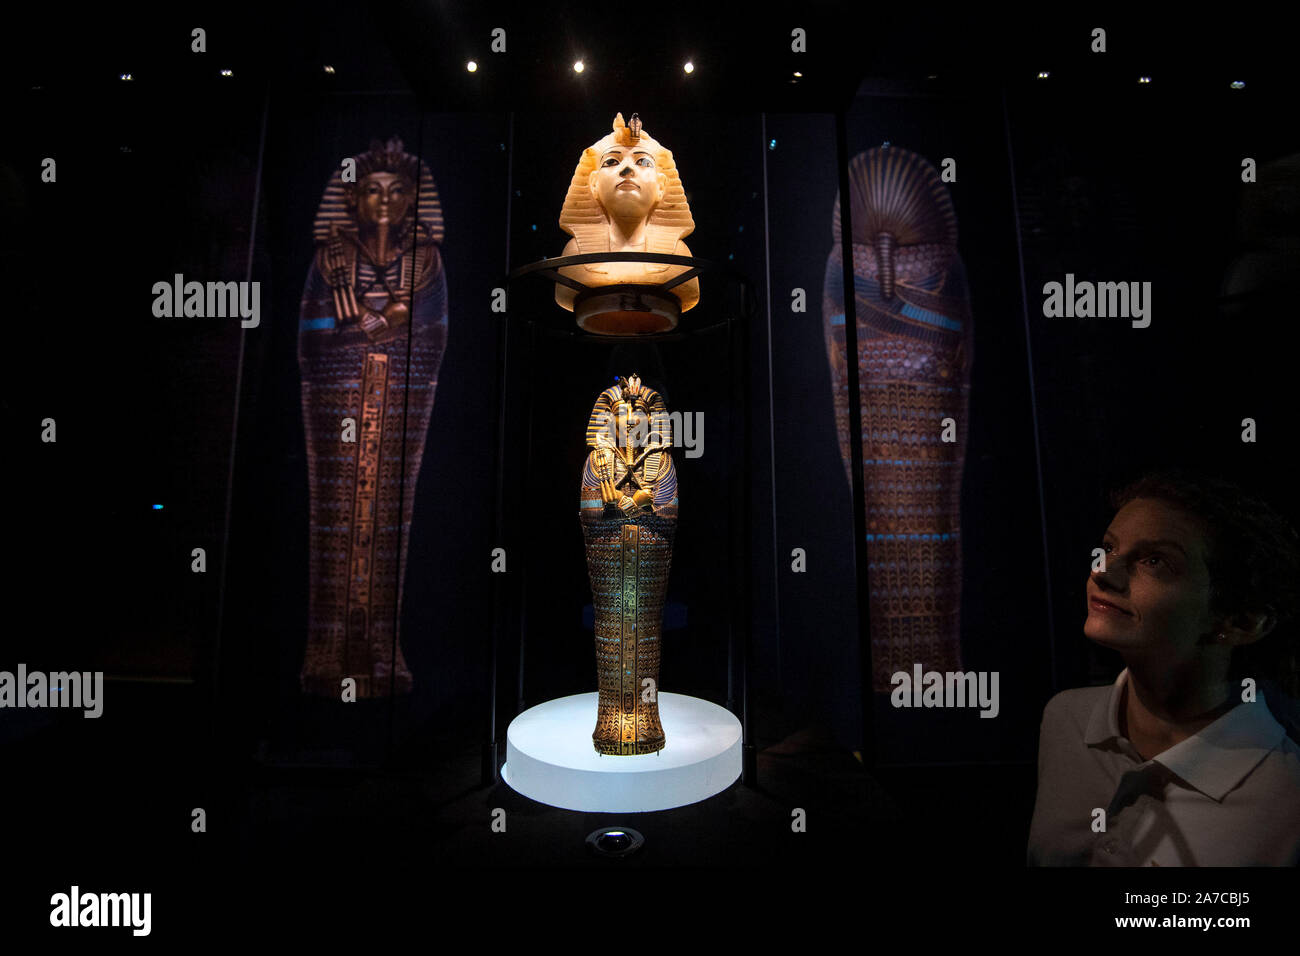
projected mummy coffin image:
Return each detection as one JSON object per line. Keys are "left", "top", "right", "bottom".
{"left": 823, "top": 147, "right": 973, "bottom": 692}
{"left": 296, "top": 137, "right": 448, "bottom": 697}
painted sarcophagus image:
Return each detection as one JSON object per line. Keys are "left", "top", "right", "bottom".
{"left": 297, "top": 137, "right": 448, "bottom": 697}
{"left": 823, "top": 147, "right": 973, "bottom": 691}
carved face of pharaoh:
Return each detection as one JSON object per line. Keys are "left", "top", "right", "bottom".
{"left": 589, "top": 146, "right": 666, "bottom": 224}
{"left": 353, "top": 172, "right": 413, "bottom": 229}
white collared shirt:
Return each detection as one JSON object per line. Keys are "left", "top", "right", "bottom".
{"left": 1028, "top": 668, "right": 1300, "bottom": 866}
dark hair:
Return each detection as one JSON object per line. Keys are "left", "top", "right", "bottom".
{"left": 1109, "top": 469, "right": 1300, "bottom": 700}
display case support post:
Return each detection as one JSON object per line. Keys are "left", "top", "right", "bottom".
{"left": 725, "top": 302, "right": 737, "bottom": 718}
{"left": 835, "top": 109, "right": 876, "bottom": 771}
{"left": 483, "top": 306, "right": 508, "bottom": 788}
{"left": 515, "top": 324, "right": 537, "bottom": 718}
{"left": 740, "top": 279, "right": 756, "bottom": 787}
{"left": 483, "top": 112, "right": 516, "bottom": 788}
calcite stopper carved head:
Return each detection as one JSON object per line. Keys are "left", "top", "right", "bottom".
{"left": 555, "top": 113, "right": 700, "bottom": 327}
{"left": 559, "top": 113, "right": 694, "bottom": 260}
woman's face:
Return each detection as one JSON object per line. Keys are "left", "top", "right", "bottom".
{"left": 1084, "top": 497, "right": 1220, "bottom": 664}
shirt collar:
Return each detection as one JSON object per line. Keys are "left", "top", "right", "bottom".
{"left": 1083, "top": 669, "right": 1126, "bottom": 747}
{"left": 1084, "top": 668, "right": 1286, "bottom": 801}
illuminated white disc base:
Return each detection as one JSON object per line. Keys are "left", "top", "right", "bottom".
{"left": 501, "top": 692, "right": 742, "bottom": 813}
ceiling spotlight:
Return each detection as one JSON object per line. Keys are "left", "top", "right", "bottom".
{"left": 573, "top": 60, "right": 585, "bottom": 74}
{"left": 467, "top": 60, "right": 477, "bottom": 72}
{"left": 1138, "top": 75, "right": 1151, "bottom": 84}
{"left": 1230, "top": 80, "right": 1245, "bottom": 89}
{"left": 221, "top": 69, "right": 233, "bottom": 77}
{"left": 323, "top": 65, "right": 335, "bottom": 74}
{"left": 793, "top": 71, "right": 802, "bottom": 77}
{"left": 120, "top": 73, "right": 133, "bottom": 81}
{"left": 1037, "top": 71, "right": 1049, "bottom": 79}
{"left": 684, "top": 61, "right": 694, "bottom": 74}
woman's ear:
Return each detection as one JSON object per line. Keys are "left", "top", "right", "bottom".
{"left": 1223, "top": 611, "right": 1277, "bottom": 647}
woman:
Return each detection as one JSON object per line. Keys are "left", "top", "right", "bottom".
{"left": 1028, "top": 470, "right": 1300, "bottom": 865}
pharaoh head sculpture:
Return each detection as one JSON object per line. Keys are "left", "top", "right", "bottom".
{"left": 555, "top": 113, "right": 700, "bottom": 332}
{"left": 559, "top": 113, "right": 694, "bottom": 263}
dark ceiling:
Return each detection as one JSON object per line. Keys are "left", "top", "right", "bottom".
{"left": 5, "top": 3, "right": 1293, "bottom": 108}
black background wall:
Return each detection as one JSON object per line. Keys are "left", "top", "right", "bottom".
{"left": 4, "top": 1, "right": 1298, "bottom": 937}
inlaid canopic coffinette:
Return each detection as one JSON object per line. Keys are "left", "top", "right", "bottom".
{"left": 579, "top": 375, "right": 679, "bottom": 754}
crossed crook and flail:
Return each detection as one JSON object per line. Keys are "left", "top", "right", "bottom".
{"left": 600, "top": 443, "right": 662, "bottom": 493}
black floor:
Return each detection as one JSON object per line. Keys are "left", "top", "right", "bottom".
{"left": 21, "top": 681, "right": 1292, "bottom": 940}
